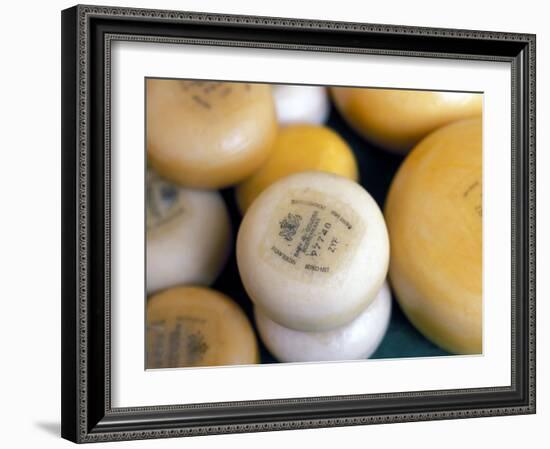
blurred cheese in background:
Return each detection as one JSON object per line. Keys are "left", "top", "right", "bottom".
{"left": 255, "top": 282, "right": 391, "bottom": 363}
{"left": 147, "top": 287, "right": 259, "bottom": 368}
{"left": 237, "top": 171, "right": 389, "bottom": 332}
{"left": 147, "top": 79, "right": 277, "bottom": 188}
{"left": 146, "top": 170, "right": 231, "bottom": 294}
{"left": 331, "top": 87, "right": 482, "bottom": 153}
{"left": 272, "top": 84, "right": 330, "bottom": 126}
{"left": 235, "top": 125, "right": 359, "bottom": 213}
{"left": 385, "top": 118, "right": 482, "bottom": 354}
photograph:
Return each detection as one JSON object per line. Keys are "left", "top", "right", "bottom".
{"left": 144, "top": 79, "right": 483, "bottom": 369}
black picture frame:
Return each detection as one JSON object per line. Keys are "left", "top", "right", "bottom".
{"left": 61, "top": 4, "right": 536, "bottom": 443}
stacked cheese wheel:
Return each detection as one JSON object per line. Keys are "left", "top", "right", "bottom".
{"left": 237, "top": 171, "right": 391, "bottom": 361}
{"left": 255, "top": 282, "right": 392, "bottom": 362}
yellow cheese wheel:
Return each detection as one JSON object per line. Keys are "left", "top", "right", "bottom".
{"left": 235, "top": 125, "right": 358, "bottom": 212}
{"left": 146, "top": 287, "right": 259, "bottom": 368}
{"left": 147, "top": 80, "right": 277, "bottom": 188}
{"left": 331, "top": 87, "right": 482, "bottom": 153}
{"left": 385, "top": 118, "right": 482, "bottom": 354}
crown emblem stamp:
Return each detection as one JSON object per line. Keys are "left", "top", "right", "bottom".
{"left": 279, "top": 213, "right": 302, "bottom": 242}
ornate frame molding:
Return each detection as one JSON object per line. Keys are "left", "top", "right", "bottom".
{"left": 61, "top": 4, "right": 536, "bottom": 443}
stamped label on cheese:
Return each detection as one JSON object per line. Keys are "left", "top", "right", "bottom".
{"left": 146, "top": 316, "right": 218, "bottom": 368}
{"left": 146, "top": 171, "right": 187, "bottom": 232}
{"left": 260, "top": 189, "right": 365, "bottom": 281}
{"left": 458, "top": 177, "right": 483, "bottom": 240}
{"left": 178, "top": 81, "right": 253, "bottom": 111}
{"left": 462, "top": 179, "right": 482, "bottom": 218}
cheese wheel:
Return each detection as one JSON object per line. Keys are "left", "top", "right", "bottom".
{"left": 272, "top": 85, "right": 330, "bottom": 125}
{"left": 385, "top": 119, "right": 482, "bottom": 354}
{"left": 147, "top": 80, "right": 277, "bottom": 188}
{"left": 331, "top": 87, "right": 482, "bottom": 153}
{"left": 235, "top": 125, "right": 359, "bottom": 213}
{"left": 237, "top": 171, "right": 389, "bottom": 332}
{"left": 255, "top": 282, "right": 391, "bottom": 362}
{"left": 146, "top": 170, "right": 231, "bottom": 293}
{"left": 146, "top": 287, "right": 259, "bottom": 368}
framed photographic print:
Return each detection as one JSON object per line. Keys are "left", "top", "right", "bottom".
{"left": 61, "top": 4, "right": 536, "bottom": 443}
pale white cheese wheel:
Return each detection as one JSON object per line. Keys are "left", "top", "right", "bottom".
{"left": 146, "top": 171, "right": 231, "bottom": 293}
{"left": 236, "top": 171, "right": 389, "bottom": 332}
{"left": 273, "top": 85, "right": 330, "bottom": 126}
{"left": 255, "top": 282, "right": 391, "bottom": 362}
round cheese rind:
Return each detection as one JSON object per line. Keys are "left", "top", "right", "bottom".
{"left": 237, "top": 171, "right": 389, "bottom": 332}
{"left": 331, "top": 87, "right": 482, "bottom": 153}
{"left": 255, "top": 282, "right": 391, "bottom": 362}
{"left": 235, "top": 125, "right": 359, "bottom": 213}
{"left": 385, "top": 119, "right": 482, "bottom": 354}
{"left": 272, "top": 85, "right": 330, "bottom": 126}
{"left": 147, "top": 79, "right": 277, "bottom": 188}
{"left": 146, "top": 170, "right": 231, "bottom": 293}
{"left": 147, "top": 287, "right": 259, "bottom": 368}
